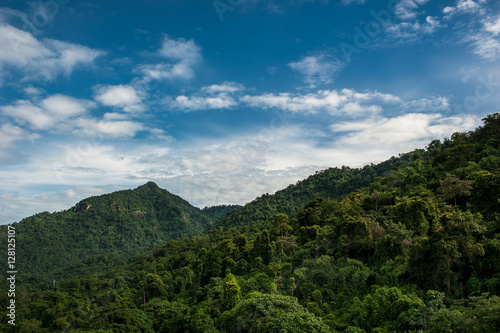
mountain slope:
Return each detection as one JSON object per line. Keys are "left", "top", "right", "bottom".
{"left": 214, "top": 158, "right": 400, "bottom": 230}
{"left": 1, "top": 182, "right": 210, "bottom": 289}
{"left": 3, "top": 114, "right": 499, "bottom": 333}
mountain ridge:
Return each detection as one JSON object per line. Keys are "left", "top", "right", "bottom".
{"left": 0, "top": 182, "right": 215, "bottom": 289}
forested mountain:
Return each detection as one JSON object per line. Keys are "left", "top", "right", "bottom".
{"left": 214, "top": 159, "right": 398, "bottom": 230}
{"left": 1, "top": 114, "right": 499, "bottom": 332}
{"left": 0, "top": 182, "right": 212, "bottom": 289}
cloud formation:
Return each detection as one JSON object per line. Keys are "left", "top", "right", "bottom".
{"left": 169, "top": 82, "right": 243, "bottom": 111}
{"left": 137, "top": 36, "right": 202, "bottom": 82}
{"left": 94, "top": 85, "right": 144, "bottom": 113}
{"left": 0, "top": 94, "right": 145, "bottom": 138}
{"left": 1, "top": 95, "right": 95, "bottom": 130}
{"left": 241, "top": 88, "right": 447, "bottom": 115}
{"left": 0, "top": 24, "right": 104, "bottom": 83}
{"left": 288, "top": 54, "right": 345, "bottom": 86}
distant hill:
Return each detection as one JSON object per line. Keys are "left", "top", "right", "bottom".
{"left": 0, "top": 182, "right": 211, "bottom": 289}
{"left": 213, "top": 158, "right": 399, "bottom": 230}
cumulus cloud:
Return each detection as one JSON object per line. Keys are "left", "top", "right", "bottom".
{"left": 1, "top": 95, "right": 95, "bottom": 130}
{"left": 158, "top": 36, "right": 201, "bottom": 62}
{"left": 0, "top": 24, "right": 104, "bottom": 83}
{"left": 94, "top": 84, "right": 144, "bottom": 112}
{"left": 137, "top": 36, "right": 202, "bottom": 82}
{"left": 168, "top": 82, "right": 243, "bottom": 111}
{"left": 0, "top": 94, "right": 144, "bottom": 138}
{"left": 1, "top": 101, "right": 53, "bottom": 130}
{"left": 331, "top": 113, "right": 479, "bottom": 150}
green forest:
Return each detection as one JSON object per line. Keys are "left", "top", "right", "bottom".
{"left": 1, "top": 113, "right": 499, "bottom": 332}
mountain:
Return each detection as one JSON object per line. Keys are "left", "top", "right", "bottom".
{"left": 1, "top": 114, "right": 499, "bottom": 332}
{"left": 213, "top": 157, "right": 404, "bottom": 231}
{"left": 1, "top": 181, "right": 211, "bottom": 289}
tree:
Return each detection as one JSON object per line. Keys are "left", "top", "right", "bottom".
{"left": 272, "top": 214, "right": 293, "bottom": 261}
{"left": 222, "top": 273, "right": 241, "bottom": 310}
{"left": 220, "top": 294, "right": 331, "bottom": 333}
{"left": 438, "top": 174, "right": 473, "bottom": 206}
{"left": 254, "top": 230, "right": 274, "bottom": 265}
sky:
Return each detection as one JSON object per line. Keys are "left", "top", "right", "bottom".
{"left": 0, "top": 0, "right": 499, "bottom": 224}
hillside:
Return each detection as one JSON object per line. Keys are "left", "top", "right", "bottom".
{"left": 213, "top": 159, "right": 398, "bottom": 230}
{"left": 0, "top": 182, "right": 211, "bottom": 289}
{"left": 1, "top": 114, "right": 499, "bottom": 332}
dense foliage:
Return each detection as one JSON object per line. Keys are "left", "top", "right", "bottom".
{"left": 0, "top": 182, "right": 211, "bottom": 290}
{"left": 202, "top": 205, "right": 242, "bottom": 223}
{"left": 1, "top": 114, "right": 499, "bottom": 332}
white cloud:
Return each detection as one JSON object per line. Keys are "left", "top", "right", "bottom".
{"left": 74, "top": 118, "right": 144, "bottom": 138}
{"left": 402, "top": 96, "right": 450, "bottom": 112}
{"left": 470, "top": 36, "right": 500, "bottom": 60}
{"left": 1, "top": 95, "right": 94, "bottom": 130}
{"left": 173, "top": 95, "right": 237, "bottom": 111}
{"left": 24, "top": 86, "right": 45, "bottom": 96}
{"left": 395, "top": 0, "right": 430, "bottom": 20}
{"left": 331, "top": 113, "right": 479, "bottom": 150}
{"left": 443, "top": 0, "right": 486, "bottom": 19}
{"left": 0, "top": 94, "right": 147, "bottom": 138}
{"left": 169, "top": 82, "right": 243, "bottom": 111}
{"left": 158, "top": 36, "right": 201, "bottom": 62}
{"left": 94, "top": 85, "right": 144, "bottom": 112}
{"left": 42, "top": 94, "right": 93, "bottom": 117}
{"left": 201, "top": 82, "right": 244, "bottom": 94}
{"left": 137, "top": 62, "right": 196, "bottom": 81}
{"left": 485, "top": 16, "right": 500, "bottom": 35}
{"left": 385, "top": 16, "right": 443, "bottom": 41}
{"left": 288, "top": 54, "right": 345, "bottom": 86}
{"left": 137, "top": 36, "right": 202, "bottom": 82}
{"left": 0, "top": 24, "right": 104, "bottom": 82}
{"left": 1, "top": 101, "right": 53, "bottom": 130}
{"left": 0, "top": 123, "right": 39, "bottom": 151}
{"left": 242, "top": 90, "right": 347, "bottom": 114}
{"left": 240, "top": 88, "right": 447, "bottom": 115}
{"left": 466, "top": 15, "right": 500, "bottom": 61}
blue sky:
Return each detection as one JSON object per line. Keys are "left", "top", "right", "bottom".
{"left": 1, "top": 0, "right": 499, "bottom": 224}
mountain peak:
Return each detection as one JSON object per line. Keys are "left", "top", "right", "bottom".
{"left": 138, "top": 181, "right": 160, "bottom": 189}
